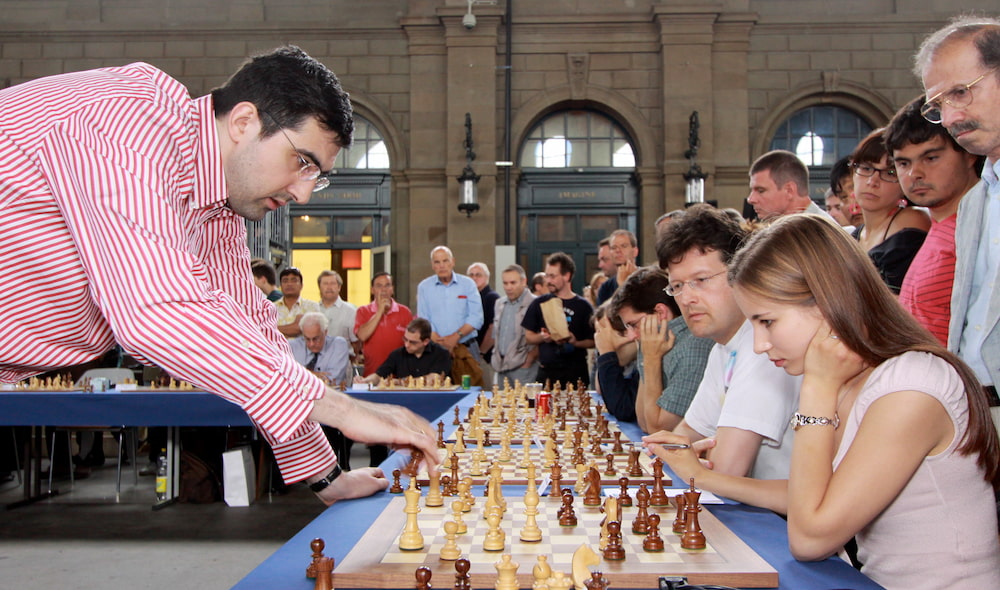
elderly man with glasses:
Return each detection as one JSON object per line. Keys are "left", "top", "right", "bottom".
{"left": 917, "top": 16, "right": 1000, "bottom": 407}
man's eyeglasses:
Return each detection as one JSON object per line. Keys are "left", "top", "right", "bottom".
{"left": 852, "top": 162, "right": 898, "bottom": 184}
{"left": 664, "top": 270, "right": 727, "bottom": 297}
{"left": 260, "top": 111, "right": 330, "bottom": 192}
{"left": 920, "top": 71, "right": 994, "bottom": 124}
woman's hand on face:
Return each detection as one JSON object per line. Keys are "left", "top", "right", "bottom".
{"left": 803, "top": 322, "right": 866, "bottom": 393}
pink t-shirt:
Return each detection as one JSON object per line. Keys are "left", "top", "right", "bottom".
{"left": 833, "top": 352, "right": 1000, "bottom": 589}
{"left": 898, "top": 214, "right": 956, "bottom": 346}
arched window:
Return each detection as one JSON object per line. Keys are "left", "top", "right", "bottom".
{"left": 334, "top": 115, "right": 389, "bottom": 170}
{"left": 520, "top": 110, "right": 635, "bottom": 169}
{"left": 769, "top": 105, "right": 873, "bottom": 201}
{"left": 516, "top": 108, "right": 638, "bottom": 293}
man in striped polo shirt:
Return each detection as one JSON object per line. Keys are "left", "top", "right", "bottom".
{"left": 883, "top": 95, "right": 984, "bottom": 346}
{"left": 0, "top": 46, "right": 437, "bottom": 504}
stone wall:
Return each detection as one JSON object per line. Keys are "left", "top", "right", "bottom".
{"left": 2, "top": 0, "right": 995, "bottom": 294}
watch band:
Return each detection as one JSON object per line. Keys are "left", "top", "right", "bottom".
{"left": 308, "top": 464, "right": 343, "bottom": 493}
{"left": 790, "top": 412, "right": 840, "bottom": 430}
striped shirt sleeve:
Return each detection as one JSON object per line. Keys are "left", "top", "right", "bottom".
{"left": 0, "top": 64, "right": 334, "bottom": 482}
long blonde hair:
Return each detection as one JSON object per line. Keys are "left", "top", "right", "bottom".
{"left": 730, "top": 214, "right": 999, "bottom": 488}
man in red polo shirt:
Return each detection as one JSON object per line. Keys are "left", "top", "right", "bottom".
{"left": 354, "top": 272, "right": 413, "bottom": 377}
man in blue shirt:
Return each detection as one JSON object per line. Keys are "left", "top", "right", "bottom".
{"left": 416, "top": 246, "right": 484, "bottom": 362}
{"left": 918, "top": 17, "right": 1000, "bottom": 406}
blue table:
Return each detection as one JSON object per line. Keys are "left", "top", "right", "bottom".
{"left": 234, "top": 392, "right": 884, "bottom": 590}
{"left": 0, "top": 387, "right": 472, "bottom": 508}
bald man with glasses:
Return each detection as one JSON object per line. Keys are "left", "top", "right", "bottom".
{"left": 917, "top": 16, "right": 1000, "bottom": 406}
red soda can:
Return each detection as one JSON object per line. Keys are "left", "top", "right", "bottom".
{"left": 536, "top": 391, "right": 551, "bottom": 421}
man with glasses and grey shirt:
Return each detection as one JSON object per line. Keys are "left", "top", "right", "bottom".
{"left": 917, "top": 16, "right": 1000, "bottom": 406}
{"left": 491, "top": 264, "right": 539, "bottom": 386}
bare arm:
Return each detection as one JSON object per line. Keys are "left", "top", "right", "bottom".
{"left": 277, "top": 315, "right": 303, "bottom": 338}
{"left": 644, "top": 431, "right": 789, "bottom": 514}
{"left": 524, "top": 328, "right": 550, "bottom": 345}
{"left": 480, "top": 324, "right": 495, "bottom": 355}
{"left": 786, "top": 326, "right": 952, "bottom": 560}
{"left": 634, "top": 315, "right": 682, "bottom": 434}
{"left": 356, "top": 298, "right": 389, "bottom": 343}
{"left": 706, "top": 426, "right": 765, "bottom": 477}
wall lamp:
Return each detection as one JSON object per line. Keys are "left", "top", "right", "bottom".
{"left": 457, "top": 112, "right": 480, "bottom": 217}
{"left": 683, "top": 111, "right": 708, "bottom": 205}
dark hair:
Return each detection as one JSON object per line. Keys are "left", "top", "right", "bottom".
{"left": 371, "top": 271, "right": 392, "bottom": 287}
{"left": 598, "top": 238, "right": 611, "bottom": 249}
{"left": 830, "top": 156, "right": 853, "bottom": 196}
{"left": 656, "top": 203, "right": 747, "bottom": 268}
{"left": 211, "top": 45, "right": 354, "bottom": 148}
{"left": 251, "top": 259, "right": 277, "bottom": 285}
{"left": 279, "top": 267, "right": 303, "bottom": 282}
{"left": 546, "top": 252, "right": 576, "bottom": 279}
{"left": 730, "top": 214, "right": 1000, "bottom": 489}
{"left": 608, "top": 265, "right": 681, "bottom": 321}
{"left": 851, "top": 128, "right": 915, "bottom": 206}
{"left": 750, "top": 150, "right": 809, "bottom": 196}
{"left": 883, "top": 95, "right": 963, "bottom": 153}
{"left": 407, "top": 317, "right": 432, "bottom": 341}
{"left": 850, "top": 127, "right": 890, "bottom": 166}
{"left": 883, "top": 95, "right": 987, "bottom": 173}
{"left": 594, "top": 301, "right": 627, "bottom": 333}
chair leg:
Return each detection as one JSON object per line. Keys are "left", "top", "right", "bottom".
{"left": 116, "top": 430, "right": 124, "bottom": 497}
{"left": 47, "top": 430, "right": 56, "bottom": 494}
{"left": 67, "top": 432, "right": 74, "bottom": 489}
{"left": 12, "top": 429, "right": 22, "bottom": 486}
{"left": 130, "top": 428, "right": 139, "bottom": 485}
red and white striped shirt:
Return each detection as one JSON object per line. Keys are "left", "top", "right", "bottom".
{"left": 0, "top": 63, "right": 334, "bottom": 483}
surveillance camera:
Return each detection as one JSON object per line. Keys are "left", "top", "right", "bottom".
{"left": 462, "top": 12, "right": 476, "bottom": 29}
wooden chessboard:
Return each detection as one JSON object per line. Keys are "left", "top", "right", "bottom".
{"left": 331, "top": 495, "right": 778, "bottom": 588}
{"left": 411, "top": 445, "right": 671, "bottom": 488}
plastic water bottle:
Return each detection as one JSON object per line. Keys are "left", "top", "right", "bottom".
{"left": 155, "top": 449, "right": 168, "bottom": 502}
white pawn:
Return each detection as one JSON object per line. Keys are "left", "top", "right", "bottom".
{"left": 440, "top": 520, "right": 462, "bottom": 560}
{"left": 483, "top": 506, "right": 506, "bottom": 552}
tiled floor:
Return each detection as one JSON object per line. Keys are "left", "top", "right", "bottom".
{"left": 0, "top": 444, "right": 372, "bottom": 589}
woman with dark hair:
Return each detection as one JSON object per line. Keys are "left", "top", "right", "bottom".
{"left": 645, "top": 215, "right": 1000, "bottom": 589}
{"left": 849, "top": 128, "right": 930, "bottom": 293}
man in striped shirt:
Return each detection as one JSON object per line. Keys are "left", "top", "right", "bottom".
{"left": 884, "top": 95, "right": 984, "bottom": 346}
{"left": 0, "top": 46, "right": 437, "bottom": 504}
